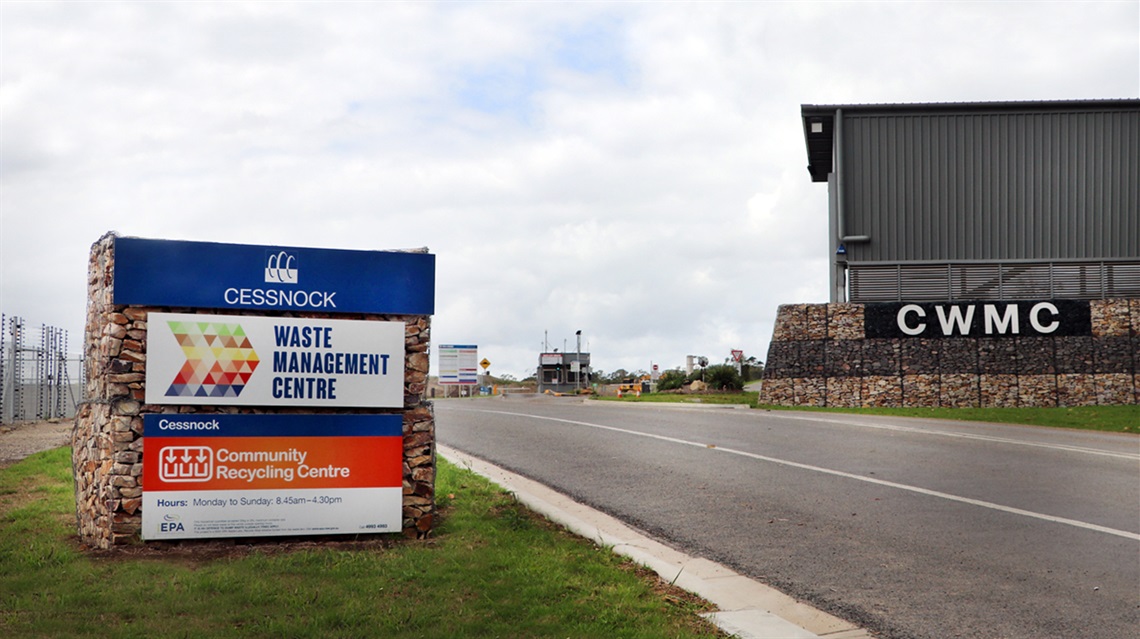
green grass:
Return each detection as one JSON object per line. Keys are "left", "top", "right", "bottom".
{"left": 595, "top": 392, "right": 1139, "bottom": 433}
{"left": 594, "top": 392, "right": 758, "bottom": 406}
{"left": 1, "top": 448, "right": 723, "bottom": 639}
{"left": 757, "top": 403, "right": 1140, "bottom": 433}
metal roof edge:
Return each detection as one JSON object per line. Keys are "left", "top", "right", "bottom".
{"left": 801, "top": 98, "right": 1140, "bottom": 116}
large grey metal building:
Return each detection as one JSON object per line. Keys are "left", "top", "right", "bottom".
{"left": 800, "top": 99, "right": 1140, "bottom": 303}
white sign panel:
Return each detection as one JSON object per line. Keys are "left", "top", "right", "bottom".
{"left": 438, "top": 344, "right": 478, "bottom": 385}
{"left": 141, "top": 414, "right": 404, "bottom": 540}
{"left": 145, "top": 313, "right": 405, "bottom": 407}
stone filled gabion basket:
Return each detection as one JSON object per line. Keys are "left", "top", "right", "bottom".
{"left": 760, "top": 300, "right": 1139, "bottom": 409}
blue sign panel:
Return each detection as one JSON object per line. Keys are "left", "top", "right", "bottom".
{"left": 113, "top": 237, "right": 434, "bottom": 315}
{"left": 143, "top": 413, "right": 403, "bottom": 438}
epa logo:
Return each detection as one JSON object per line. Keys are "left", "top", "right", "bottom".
{"left": 265, "top": 251, "right": 298, "bottom": 284}
{"left": 160, "top": 515, "right": 185, "bottom": 533}
{"left": 159, "top": 446, "right": 213, "bottom": 482}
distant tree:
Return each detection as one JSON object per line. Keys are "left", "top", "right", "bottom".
{"left": 656, "top": 369, "right": 687, "bottom": 391}
{"left": 483, "top": 373, "right": 518, "bottom": 385}
{"left": 741, "top": 356, "right": 765, "bottom": 381}
{"left": 609, "top": 368, "right": 631, "bottom": 383}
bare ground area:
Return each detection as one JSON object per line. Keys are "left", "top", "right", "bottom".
{"left": 0, "top": 419, "right": 73, "bottom": 468}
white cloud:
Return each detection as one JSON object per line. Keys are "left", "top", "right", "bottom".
{"left": 1, "top": 0, "right": 1136, "bottom": 380}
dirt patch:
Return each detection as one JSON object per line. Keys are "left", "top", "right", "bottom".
{"left": 0, "top": 419, "right": 73, "bottom": 468}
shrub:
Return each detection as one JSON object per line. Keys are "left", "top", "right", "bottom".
{"left": 655, "top": 369, "right": 687, "bottom": 391}
{"left": 699, "top": 365, "right": 744, "bottom": 391}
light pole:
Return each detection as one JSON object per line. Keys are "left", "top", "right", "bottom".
{"left": 575, "top": 330, "right": 581, "bottom": 392}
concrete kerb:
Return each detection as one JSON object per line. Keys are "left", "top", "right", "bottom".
{"left": 438, "top": 444, "right": 873, "bottom": 639}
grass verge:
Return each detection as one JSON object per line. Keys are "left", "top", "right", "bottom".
{"left": 757, "top": 403, "right": 1139, "bottom": 433}
{"left": 594, "top": 392, "right": 759, "bottom": 407}
{"left": 1, "top": 447, "right": 723, "bottom": 639}
{"left": 596, "top": 392, "right": 1139, "bottom": 433}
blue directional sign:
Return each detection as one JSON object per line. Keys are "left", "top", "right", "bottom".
{"left": 113, "top": 237, "right": 435, "bottom": 315}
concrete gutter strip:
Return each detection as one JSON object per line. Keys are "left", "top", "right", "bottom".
{"left": 438, "top": 445, "right": 873, "bottom": 639}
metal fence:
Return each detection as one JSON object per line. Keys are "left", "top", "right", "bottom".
{"left": 1, "top": 314, "right": 85, "bottom": 425}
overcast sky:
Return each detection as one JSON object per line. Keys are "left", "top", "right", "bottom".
{"left": 2, "top": 1, "right": 1137, "bottom": 380}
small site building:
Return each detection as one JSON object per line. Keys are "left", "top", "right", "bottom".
{"left": 536, "top": 352, "right": 591, "bottom": 394}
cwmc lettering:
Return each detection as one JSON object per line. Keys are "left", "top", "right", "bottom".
{"left": 864, "top": 300, "right": 1092, "bottom": 339}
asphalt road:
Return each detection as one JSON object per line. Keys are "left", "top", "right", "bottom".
{"left": 435, "top": 396, "right": 1140, "bottom": 639}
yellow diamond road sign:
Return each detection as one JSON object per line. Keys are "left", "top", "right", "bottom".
{"left": 480, "top": 358, "right": 491, "bottom": 370}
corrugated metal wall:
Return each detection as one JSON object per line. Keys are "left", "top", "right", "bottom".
{"left": 840, "top": 108, "right": 1139, "bottom": 263}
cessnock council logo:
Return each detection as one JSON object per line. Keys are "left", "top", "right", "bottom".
{"left": 265, "top": 250, "right": 298, "bottom": 284}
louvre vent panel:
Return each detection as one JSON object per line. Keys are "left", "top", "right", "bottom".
{"left": 849, "top": 261, "right": 1140, "bottom": 302}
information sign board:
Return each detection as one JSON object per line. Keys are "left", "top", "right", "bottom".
{"left": 438, "top": 344, "right": 478, "bottom": 385}
{"left": 145, "top": 313, "right": 406, "bottom": 407}
{"left": 141, "top": 414, "right": 403, "bottom": 540}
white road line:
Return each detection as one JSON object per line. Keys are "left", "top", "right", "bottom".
{"left": 462, "top": 408, "right": 1140, "bottom": 542}
{"left": 755, "top": 412, "right": 1140, "bottom": 460}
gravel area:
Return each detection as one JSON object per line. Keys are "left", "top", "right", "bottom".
{"left": 0, "top": 419, "right": 73, "bottom": 467}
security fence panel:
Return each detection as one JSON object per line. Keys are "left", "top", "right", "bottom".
{"left": 1, "top": 315, "right": 84, "bottom": 424}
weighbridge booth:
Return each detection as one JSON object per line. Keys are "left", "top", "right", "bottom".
{"left": 761, "top": 99, "right": 1140, "bottom": 408}
{"left": 74, "top": 233, "right": 436, "bottom": 548}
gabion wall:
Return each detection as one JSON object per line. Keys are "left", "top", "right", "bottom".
{"left": 760, "top": 300, "right": 1139, "bottom": 408}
